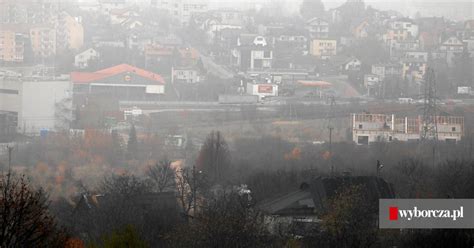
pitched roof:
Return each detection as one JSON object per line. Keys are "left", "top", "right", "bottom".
{"left": 71, "top": 64, "right": 165, "bottom": 84}
{"left": 257, "top": 176, "right": 395, "bottom": 215}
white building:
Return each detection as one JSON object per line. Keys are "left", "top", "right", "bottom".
{"left": 351, "top": 113, "right": 464, "bottom": 145}
{"left": 389, "top": 19, "right": 419, "bottom": 38}
{"left": 0, "top": 79, "right": 73, "bottom": 135}
{"left": 74, "top": 48, "right": 100, "bottom": 69}
{"left": 172, "top": 67, "right": 202, "bottom": 84}
{"left": 364, "top": 74, "right": 381, "bottom": 97}
{"left": 232, "top": 34, "right": 273, "bottom": 71}
{"left": 154, "top": 0, "right": 209, "bottom": 26}
{"left": 440, "top": 36, "right": 464, "bottom": 67}
{"left": 371, "top": 63, "right": 402, "bottom": 80}
{"left": 305, "top": 17, "right": 329, "bottom": 38}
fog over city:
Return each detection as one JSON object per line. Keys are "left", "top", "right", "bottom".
{"left": 0, "top": 0, "right": 473, "bottom": 247}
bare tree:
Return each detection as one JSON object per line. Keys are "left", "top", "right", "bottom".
{"left": 175, "top": 166, "right": 205, "bottom": 219}
{"left": 196, "top": 131, "right": 231, "bottom": 185}
{"left": 147, "top": 158, "right": 176, "bottom": 192}
{"left": 100, "top": 174, "right": 153, "bottom": 196}
{"left": 0, "top": 172, "right": 67, "bottom": 247}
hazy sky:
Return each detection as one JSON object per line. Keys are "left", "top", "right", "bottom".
{"left": 208, "top": 0, "right": 473, "bottom": 21}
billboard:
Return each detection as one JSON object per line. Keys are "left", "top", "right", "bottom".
{"left": 457, "top": 86, "right": 471, "bottom": 95}
{"left": 258, "top": 84, "right": 274, "bottom": 93}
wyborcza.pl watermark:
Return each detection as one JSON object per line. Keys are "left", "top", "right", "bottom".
{"left": 379, "top": 199, "right": 474, "bottom": 229}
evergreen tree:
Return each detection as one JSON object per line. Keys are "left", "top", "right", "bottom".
{"left": 127, "top": 125, "right": 138, "bottom": 159}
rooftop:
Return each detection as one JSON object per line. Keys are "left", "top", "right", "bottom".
{"left": 70, "top": 64, "right": 165, "bottom": 84}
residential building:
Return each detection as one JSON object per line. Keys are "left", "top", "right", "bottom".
{"left": 371, "top": 63, "right": 402, "bottom": 80}
{"left": 389, "top": 19, "right": 419, "bottom": 38}
{"left": 0, "top": 0, "right": 59, "bottom": 25}
{"left": 0, "top": 28, "right": 26, "bottom": 63}
{"left": 99, "top": 0, "right": 128, "bottom": 14}
{"left": 29, "top": 26, "right": 56, "bottom": 59}
{"left": 71, "top": 64, "right": 166, "bottom": 103}
{"left": 389, "top": 38, "right": 420, "bottom": 59}
{"left": 440, "top": 36, "right": 464, "bottom": 67}
{"left": 155, "top": 0, "right": 209, "bottom": 26}
{"left": 364, "top": 74, "right": 381, "bottom": 96}
{"left": 0, "top": 78, "right": 73, "bottom": 135}
{"left": 258, "top": 176, "right": 394, "bottom": 236}
{"left": 419, "top": 31, "right": 441, "bottom": 51}
{"left": 351, "top": 113, "right": 464, "bottom": 144}
{"left": 352, "top": 20, "right": 370, "bottom": 39}
{"left": 172, "top": 67, "right": 202, "bottom": 84}
{"left": 305, "top": 18, "right": 329, "bottom": 38}
{"left": 341, "top": 57, "right": 361, "bottom": 72}
{"left": 57, "top": 12, "right": 84, "bottom": 52}
{"left": 232, "top": 34, "right": 273, "bottom": 71}
{"left": 309, "top": 39, "right": 337, "bottom": 59}
{"left": 404, "top": 51, "right": 428, "bottom": 62}
{"left": 74, "top": 48, "right": 100, "bottom": 69}
{"left": 144, "top": 44, "right": 199, "bottom": 70}
{"left": 401, "top": 58, "right": 426, "bottom": 83}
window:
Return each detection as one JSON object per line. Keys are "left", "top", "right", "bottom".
{"left": 264, "top": 51, "right": 271, "bottom": 58}
{"left": 452, "top": 127, "right": 456, "bottom": 132}
{"left": 357, "top": 136, "right": 369, "bottom": 145}
{"left": 0, "top": 89, "right": 19, "bottom": 95}
{"left": 359, "top": 124, "right": 363, "bottom": 129}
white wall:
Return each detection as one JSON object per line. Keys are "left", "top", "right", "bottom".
{"left": 20, "top": 81, "right": 72, "bottom": 135}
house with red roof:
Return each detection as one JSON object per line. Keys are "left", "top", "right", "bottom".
{"left": 71, "top": 64, "right": 165, "bottom": 102}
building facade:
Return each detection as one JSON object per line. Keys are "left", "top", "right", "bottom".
{"left": 0, "top": 79, "right": 73, "bottom": 135}
{"left": 309, "top": 39, "right": 337, "bottom": 59}
{"left": 0, "top": 28, "right": 26, "bottom": 63}
{"left": 71, "top": 64, "right": 166, "bottom": 102}
{"left": 351, "top": 113, "right": 464, "bottom": 144}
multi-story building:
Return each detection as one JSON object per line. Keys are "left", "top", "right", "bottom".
{"left": 351, "top": 113, "right": 464, "bottom": 144}
{"left": 171, "top": 67, "right": 202, "bottom": 84}
{"left": 389, "top": 19, "right": 419, "bottom": 38}
{"left": 363, "top": 74, "right": 381, "bottom": 97}
{"left": 29, "top": 26, "right": 56, "bottom": 59}
{"left": 0, "top": 28, "right": 26, "bottom": 63}
{"left": 57, "top": 12, "right": 84, "bottom": 52}
{"left": 371, "top": 63, "right": 402, "bottom": 80}
{"left": 305, "top": 18, "right": 329, "bottom": 39}
{"left": 0, "top": 0, "right": 59, "bottom": 25}
{"left": 309, "top": 39, "right": 337, "bottom": 59}
{"left": 155, "top": 0, "right": 209, "bottom": 26}
{"left": 401, "top": 58, "right": 427, "bottom": 83}
{"left": 440, "top": 36, "right": 464, "bottom": 67}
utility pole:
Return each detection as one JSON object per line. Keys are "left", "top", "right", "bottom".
{"left": 329, "top": 126, "right": 333, "bottom": 175}
{"left": 7, "top": 146, "right": 13, "bottom": 171}
{"left": 327, "top": 96, "right": 336, "bottom": 176}
{"left": 192, "top": 165, "right": 197, "bottom": 214}
{"left": 420, "top": 68, "right": 439, "bottom": 167}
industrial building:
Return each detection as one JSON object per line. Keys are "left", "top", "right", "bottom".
{"left": 71, "top": 63, "right": 166, "bottom": 102}
{"left": 0, "top": 78, "right": 72, "bottom": 135}
{"left": 351, "top": 113, "right": 464, "bottom": 144}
